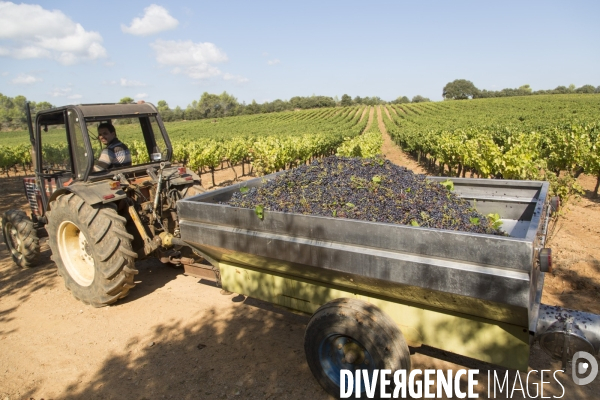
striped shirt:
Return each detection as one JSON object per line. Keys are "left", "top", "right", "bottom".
{"left": 94, "top": 138, "right": 132, "bottom": 171}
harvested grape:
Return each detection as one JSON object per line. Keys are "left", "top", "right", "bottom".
{"left": 227, "top": 156, "right": 504, "bottom": 235}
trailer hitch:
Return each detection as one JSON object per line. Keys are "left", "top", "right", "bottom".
{"left": 157, "top": 247, "right": 221, "bottom": 285}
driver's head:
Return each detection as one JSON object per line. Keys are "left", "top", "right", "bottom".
{"left": 97, "top": 122, "right": 116, "bottom": 145}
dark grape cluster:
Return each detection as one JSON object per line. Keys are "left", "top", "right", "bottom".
{"left": 227, "top": 156, "right": 505, "bottom": 235}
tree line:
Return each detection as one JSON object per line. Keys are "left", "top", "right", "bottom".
{"left": 442, "top": 79, "right": 600, "bottom": 100}
{"left": 0, "top": 93, "right": 54, "bottom": 131}
{"left": 2, "top": 80, "right": 598, "bottom": 130}
{"left": 153, "top": 93, "right": 435, "bottom": 122}
{"left": 0, "top": 91, "right": 433, "bottom": 130}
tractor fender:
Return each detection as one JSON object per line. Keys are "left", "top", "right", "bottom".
{"left": 47, "top": 183, "right": 126, "bottom": 211}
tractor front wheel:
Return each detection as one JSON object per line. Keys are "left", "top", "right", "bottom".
{"left": 46, "top": 193, "right": 138, "bottom": 307}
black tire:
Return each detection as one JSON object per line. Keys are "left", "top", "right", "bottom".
{"left": 304, "top": 298, "right": 411, "bottom": 399}
{"left": 46, "top": 193, "right": 138, "bottom": 307}
{"left": 1, "top": 209, "right": 40, "bottom": 268}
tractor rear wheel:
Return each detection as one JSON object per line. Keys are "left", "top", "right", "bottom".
{"left": 46, "top": 193, "right": 138, "bottom": 307}
{"left": 2, "top": 209, "right": 40, "bottom": 268}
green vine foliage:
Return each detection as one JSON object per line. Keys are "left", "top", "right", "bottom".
{"left": 3, "top": 95, "right": 600, "bottom": 201}
{"left": 383, "top": 95, "right": 600, "bottom": 200}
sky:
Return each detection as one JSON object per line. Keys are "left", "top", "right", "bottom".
{"left": 1, "top": 1, "right": 599, "bottom": 108}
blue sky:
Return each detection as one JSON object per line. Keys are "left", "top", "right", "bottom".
{"left": 1, "top": 1, "right": 599, "bottom": 108}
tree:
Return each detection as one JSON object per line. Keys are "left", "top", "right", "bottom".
{"left": 33, "top": 101, "right": 53, "bottom": 112}
{"left": 193, "top": 91, "right": 240, "bottom": 119}
{"left": 157, "top": 100, "right": 174, "bottom": 121}
{"left": 553, "top": 86, "right": 569, "bottom": 94}
{"left": 576, "top": 85, "right": 596, "bottom": 94}
{"left": 443, "top": 79, "right": 479, "bottom": 100}
{"left": 289, "top": 96, "right": 305, "bottom": 109}
{"left": 475, "top": 89, "right": 494, "bottom": 98}
{"left": 119, "top": 97, "right": 134, "bottom": 104}
{"left": 217, "top": 91, "right": 240, "bottom": 117}
{"left": 518, "top": 84, "right": 532, "bottom": 95}
{"left": 341, "top": 94, "right": 353, "bottom": 107}
{"left": 270, "top": 99, "right": 289, "bottom": 112}
{"left": 391, "top": 96, "right": 410, "bottom": 104}
{"left": 197, "top": 92, "right": 220, "bottom": 118}
{"left": 244, "top": 100, "right": 261, "bottom": 114}
{"left": 362, "top": 96, "right": 384, "bottom": 105}
{"left": 173, "top": 106, "right": 184, "bottom": 120}
{"left": 185, "top": 101, "right": 201, "bottom": 120}
{"left": 288, "top": 95, "right": 335, "bottom": 109}
{"left": 412, "top": 95, "right": 430, "bottom": 103}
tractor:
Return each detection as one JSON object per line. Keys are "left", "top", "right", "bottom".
{"left": 1, "top": 102, "right": 210, "bottom": 307}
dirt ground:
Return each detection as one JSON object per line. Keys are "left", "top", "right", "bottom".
{"left": 1, "top": 133, "right": 599, "bottom": 399}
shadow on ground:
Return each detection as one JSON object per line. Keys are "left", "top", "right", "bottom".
{"left": 0, "top": 237, "right": 55, "bottom": 326}
{"left": 57, "top": 298, "right": 328, "bottom": 400}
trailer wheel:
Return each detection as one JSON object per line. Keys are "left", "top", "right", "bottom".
{"left": 46, "top": 193, "right": 138, "bottom": 307}
{"left": 304, "top": 298, "right": 411, "bottom": 398}
{"left": 2, "top": 209, "right": 40, "bottom": 268}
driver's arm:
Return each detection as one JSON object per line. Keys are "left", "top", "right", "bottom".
{"left": 94, "top": 148, "right": 112, "bottom": 172}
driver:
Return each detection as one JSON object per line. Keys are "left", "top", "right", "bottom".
{"left": 93, "top": 122, "right": 132, "bottom": 171}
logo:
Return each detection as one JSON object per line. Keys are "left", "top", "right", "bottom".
{"left": 572, "top": 351, "right": 598, "bottom": 386}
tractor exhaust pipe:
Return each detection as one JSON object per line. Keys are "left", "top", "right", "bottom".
{"left": 25, "top": 102, "right": 37, "bottom": 172}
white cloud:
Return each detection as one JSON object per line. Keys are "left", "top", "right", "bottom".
{"left": 223, "top": 73, "right": 249, "bottom": 83}
{"left": 49, "top": 87, "right": 81, "bottom": 99}
{"left": 0, "top": 1, "right": 106, "bottom": 65}
{"left": 267, "top": 59, "right": 281, "bottom": 65}
{"left": 120, "top": 78, "right": 146, "bottom": 87}
{"left": 149, "top": 39, "right": 248, "bottom": 82}
{"left": 1, "top": 71, "right": 9, "bottom": 76}
{"left": 151, "top": 39, "right": 230, "bottom": 79}
{"left": 49, "top": 88, "right": 70, "bottom": 97}
{"left": 11, "top": 73, "right": 41, "bottom": 84}
{"left": 102, "top": 78, "right": 146, "bottom": 87}
{"left": 151, "top": 39, "right": 228, "bottom": 66}
{"left": 122, "top": 5, "right": 178, "bottom": 36}
{"left": 135, "top": 93, "right": 148, "bottom": 100}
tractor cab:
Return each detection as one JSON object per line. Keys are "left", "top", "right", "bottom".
{"left": 26, "top": 102, "right": 176, "bottom": 221}
{"left": 3, "top": 102, "right": 204, "bottom": 306}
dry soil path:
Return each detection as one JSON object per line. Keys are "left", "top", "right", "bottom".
{"left": 377, "top": 105, "right": 428, "bottom": 175}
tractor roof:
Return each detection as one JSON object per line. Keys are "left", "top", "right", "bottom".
{"left": 76, "top": 103, "right": 158, "bottom": 118}
{"left": 36, "top": 103, "right": 159, "bottom": 121}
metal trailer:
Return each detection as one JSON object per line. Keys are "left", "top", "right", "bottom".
{"left": 175, "top": 173, "right": 600, "bottom": 396}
